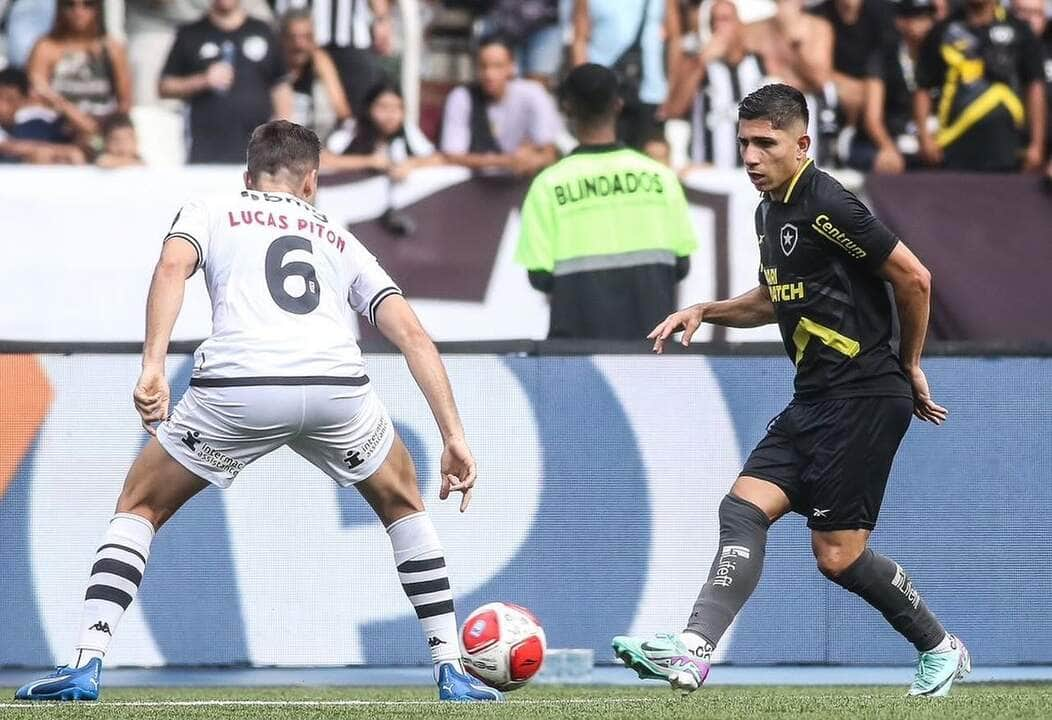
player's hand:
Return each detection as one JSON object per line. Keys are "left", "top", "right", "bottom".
{"left": 906, "top": 365, "right": 948, "bottom": 425}
{"left": 647, "top": 304, "right": 706, "bottom": 354}
{"left": 439, "top": 436, "right": 477, "bottom": 513}
{"left": 205, "top": 62, "right": 235, "bottom": 92}
{"left": 133, "top": 365, "right": 170, "bottom": 435}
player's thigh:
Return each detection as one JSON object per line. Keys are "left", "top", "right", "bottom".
{"left": 290, "top": 387, "right": 422, "bottom": 525}
{"left": 737, "top": 406, "right": 804, "bottom": 522}
{"left": 116, "top": 437, "right": 212, "bottom": 529}
{"left": 802, "top": 396, "right": 913, "bottom": 532}
{"left": 355, "top": 435, "right": 425, "bottom": 526}
{"left": 156, "top": 385, "right": 296, "bottom": 491}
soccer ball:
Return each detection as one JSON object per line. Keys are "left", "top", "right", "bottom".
{"left": 460, "top": 602, "right": 546, "bottom": 691}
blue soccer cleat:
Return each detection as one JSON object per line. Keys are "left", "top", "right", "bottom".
{"left": 908, "top": 635, "right": 971, "bottom": 698}
{"left": 436, "top": 662, "right": 504, "bottom": 702}
{"left": 14, "top": 658, "right": 102, "bottom": 701}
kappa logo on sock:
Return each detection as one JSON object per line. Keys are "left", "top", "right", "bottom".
{"left": 427, "top": 636, "right": 447, "bottom": 648}
{"left": 89, "top": 621, "right": 111, "bottom": 635}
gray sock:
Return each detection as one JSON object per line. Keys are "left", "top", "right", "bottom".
{"left": 684, "top": 494, "right": 771, "bottom": 648}
{"left": 826, "top": 548, "right": 946, "bottom": 652}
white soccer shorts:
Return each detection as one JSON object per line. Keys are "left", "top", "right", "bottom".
{"left": 156, "top": 384, "right": 395, "bottom": 488}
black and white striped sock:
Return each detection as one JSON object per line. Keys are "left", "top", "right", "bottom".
{"left": 72, "top": 513, "right": 155, "bottom": 668}
{"left": 387, "top": 512, "right": 462, "bottom": 679}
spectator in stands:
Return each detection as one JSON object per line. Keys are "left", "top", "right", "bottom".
{"left": 26, "top": 0, "right": 132, "bottom": 147}
{"left": 323, "top": 81, "right": 441, "bottom": 178}
{"left": 269, "top": 0, "right": 389, "bottom": 52}
{"left": 269, "top": 0, "right": 391, "bottom": 115}
{"left": 743, "top": 0, "right": 839, "bottom": 163}
{"left": 480, "top": 0, "right": 563, "bottom": 88}
{"left": 159, "top": 0, "right": 292, "bottom": 164}
{"left": 571, "top": 0, "right": 682, "bottom": 149}
{"left": 664, "top": 0, "right": 768, "bottom": 169}
{"left": 915, "top": 0, "right": 1046, "bottom": 172}
{"left": 1010, "top": 0, "right": 1052, "bottom": 160}
{"left": 808, "top": 0, "right": 899, "bottom": 133}
{"left": 855, "top": 0, "right": 937, "bottom": 174}
{"left": 123, "top": 0, "right": 274, "bottom": 107}
{"left": 0, "top": 64, "right": 86, "bottom": 162}
{"left": 95, "top": 111, "right": 142, "bottom": 167}
{"left": 281, "top": 8, "right": 353, "bottom": 141}
{"left": 440, "top": 35, "right": 561, "bottom": 176}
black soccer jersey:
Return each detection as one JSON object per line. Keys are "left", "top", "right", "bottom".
{"left": 754, "top": 159, "right": 911, "bottom": 402}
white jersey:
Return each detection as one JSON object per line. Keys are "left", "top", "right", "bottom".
{"left": 165, "top": 189, "right": 400, "bottom": 386}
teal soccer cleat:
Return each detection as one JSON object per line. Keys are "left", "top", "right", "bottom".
{"left": 908, "top": 635, "right": 971, "bottom": 697}
{"left": 436, "top": 662, "right": 504, "bottom": 702}
{"left": 612, "top": 633, "right": 710, "bottom": 692}
{"left": 14, "top": 658, "right": 101, "bottom": 701}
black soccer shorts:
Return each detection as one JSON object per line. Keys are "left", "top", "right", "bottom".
{"left": 739, "top": 396, "right": 914, "bottom": 531}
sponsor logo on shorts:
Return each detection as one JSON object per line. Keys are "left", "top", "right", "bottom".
{"left": 712, "top": 545, "right": 751, "bottom": 587}
{"left": 344, "top": 415, "right": 390, "bottom": 471}
{"left": 180, "top": 430, "right": 245, "bottom": 476}
{"left": 812, "top": 508, "right": 830, "bottom": 518}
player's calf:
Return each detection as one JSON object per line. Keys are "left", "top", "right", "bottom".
{"left": 386, "top": 511, "right": 501, "bottom": 701}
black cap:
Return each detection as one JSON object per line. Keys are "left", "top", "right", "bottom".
{"left": 558, "top": 63, "right": 619, "bottom": 119}
{"left": 896, "top": 0, "right": 936, "bottom": 16}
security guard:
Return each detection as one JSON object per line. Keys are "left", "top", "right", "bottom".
{"left": 515, "top": 63, "right": 698, "bottom": 340}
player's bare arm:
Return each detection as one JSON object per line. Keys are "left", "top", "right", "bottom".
{"left": 648, "top": 286, "right": 776, "bottom": 354}
{"left": 878, "top": 241, "right": 947, "bottom": 425}
{"left": 375, "top": 295, "right": 477, "bottom": 512}
{"left": 135, "top": 238, "right": 198, "bottom": 435}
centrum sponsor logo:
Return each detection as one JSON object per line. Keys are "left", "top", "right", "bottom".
{"left": 812, "top": 214, "right": 866, "bottom": 259}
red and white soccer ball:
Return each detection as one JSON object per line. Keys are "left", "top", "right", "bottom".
{"left": 460, "top": 602, "right": 546, "bottom": 691}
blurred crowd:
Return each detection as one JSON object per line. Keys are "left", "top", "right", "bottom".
{"left": 0, "top": 0, "right": 1049, "bottom": 178}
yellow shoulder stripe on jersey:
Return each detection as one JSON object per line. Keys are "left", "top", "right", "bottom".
{"left": 792, "top": 316, "right": 860, "bottom": 366}
{"left": 936, "top": 82, "right": 1025, "bottom": 148}
{"left": 782, "top": 158, "right": 813, "bottom": 204}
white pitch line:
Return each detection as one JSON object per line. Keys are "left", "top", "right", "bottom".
{"left": 0, "top": 698, "right": 658, "bottom": 709}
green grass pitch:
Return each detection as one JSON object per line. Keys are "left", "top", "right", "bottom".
{"left": 1, "top": 684, "right": 1051, "bottom": 719}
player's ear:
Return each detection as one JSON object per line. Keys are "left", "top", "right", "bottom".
{"left": 302, "top": 168, "right": 319, "bottom": 201}
{"left": 243, "top": 171, "right": 255, "bottom": 190}
{"left": 796, "top": 133, "right": 811, "bottom": 161}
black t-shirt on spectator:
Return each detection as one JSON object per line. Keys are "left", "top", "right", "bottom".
{"left": 162, "top": 16, "right": 288, "bottom": 164}
{"left": 810, "top": 0, "right": 899, "bottom": 78}
{"left": 876, "top": 43, "right": 916, "bottom": 139}
{"left": 916, "top": 9, "right": 1043, "bottom": 171}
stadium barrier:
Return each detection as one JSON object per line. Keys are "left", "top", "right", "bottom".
{"left": 2, "top": 348, "right": 1050, "bottom": 669}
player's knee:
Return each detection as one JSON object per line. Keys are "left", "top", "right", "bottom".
{"left": 719, "top": 494, "right": 772, "bottom": 534}
{"left": 814, "top": 545, "right": 864, "bottom": 580}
